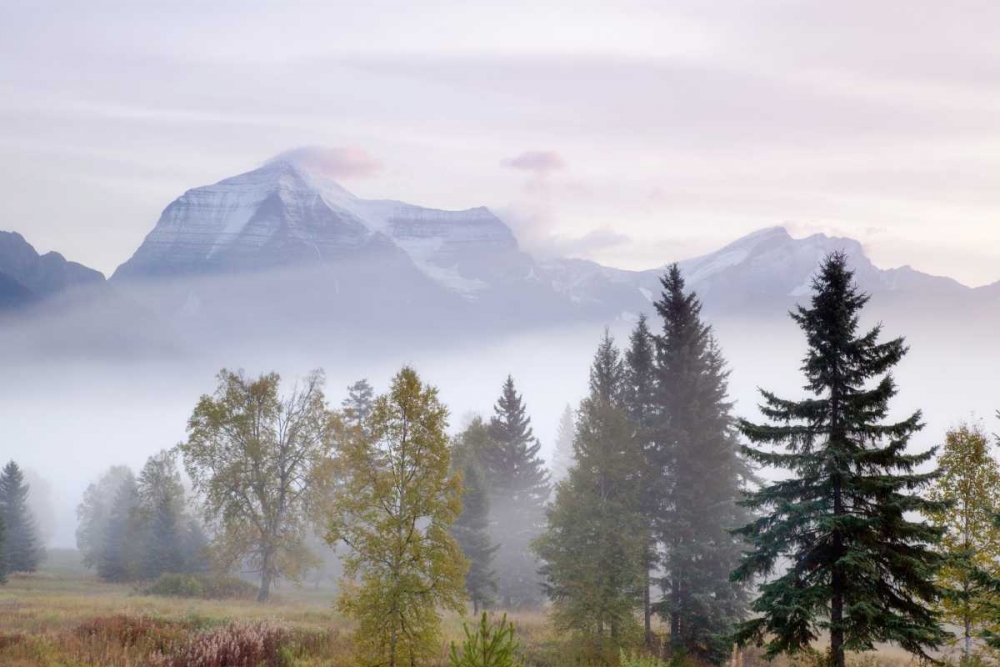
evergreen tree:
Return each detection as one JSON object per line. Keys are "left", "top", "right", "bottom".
{"left": 926, "top": 422, "right": 1000, "bottom": 661}
{"left": 0, "top": 461, "right": 43, "bottom": 573}
{"left": 482, "top": 376, "right": 551, "bottom": 608}
{"left": 732, "top": 252, "right": 947, "bottom": 667}
{"left": 77, "top": 465, "right": 134, "bottom": 572}
{"left": 180, "top": 518, "right": 212, "bottom": 574}
{"left": 653, "top": 266, "right": 748, "bottom": 664}
{"left": 623, "top": 314, "right": 658, "bottom": 646}
{"left": 135, "top": 450, "right": 186, "bottom": 579}
{"left": 342, "top": 378, "right": 375, "bottom": 431}
{"left": 453, "top": 425, "right": 500, "bottom": 613}
{"left": 97, "top": 469, "right": 138, "bottom": 582}
{"left": 551, "top": 405, "right": 576, "bottom": 483}
{"left": 327, "top": 366, "right": 467, "bottom": 666}
{"left": 534, "top": 332, "right": 647, "bottom": 656}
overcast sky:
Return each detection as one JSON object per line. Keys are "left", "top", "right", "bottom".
{"left": 2, "top": 1, "right": 999, "bottom": 285}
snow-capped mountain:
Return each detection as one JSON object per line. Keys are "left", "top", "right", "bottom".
{"left": 4, "top": 150, "right": 994, "bottom": 357}
{"left": 112, "top": 155, "right": 533, "bottom": 303}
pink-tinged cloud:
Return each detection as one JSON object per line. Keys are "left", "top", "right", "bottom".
{"left": 501, "top": 150, "right": 566, "bottom": 174}
{"left": 268, "top": 146, "right": 383, "bottom": 180}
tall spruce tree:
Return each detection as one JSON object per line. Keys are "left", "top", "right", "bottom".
{"left": 0, "top": 461, "right": 43, "bottom": 573}
{"left": 732, "top": 252, "right": 947, "bottom": 667}
{"left": 342, "top": 378, "right": 375, "bottom": 431}
{"left": 653, "top": 265, "right": 749, "bottom": 664}
{"left": 482, "top": 376, "right": 551, "bottom": 608}
{"left": 623, "top": 314, "right": 659, "bottom": 647}
{"left": 534, "top": 331, "right": 646, "bottom": 655}
{"left": 452, "top": 421, "right": 500, "bottom": 613}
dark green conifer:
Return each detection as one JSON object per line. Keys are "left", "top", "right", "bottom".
{"left": 732, "top": 252, "right": 947, "bottom": 667}
{"left": 623, "top": 314, "right": 658, "bottom": 646}
{"left": 653, "top": 265, "right": 748, "bottom": 664}
{"left": 534, "top": 331, "right": 646, "bottom": 653}
{"left": 453, "top": 422, "right": 500, "bottom": 614}
{"left": 481, "top": 376, "right": 551, "bottom": 608}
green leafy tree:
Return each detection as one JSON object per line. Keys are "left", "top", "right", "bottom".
{"left": 623, "top": 314, "right": 658, "bottom": 647}
{"left": 733, "top": 252, "right": 948, "bottom": 667}
{"left": 481, "top": 376, "right": 551, "bottom": 608}
{"left": 926, "top": 422, "right": 1000, "bottom": 661}
{"left": 180, "top": 368, "right": 338, "bottom": 602}
{"left": 453, "top": 420, "right": 500, "bottom": 613}
{"left": 653, "top": 266, "right": 748, "bottom": 664}
{"left": 327, "top": 366, "right": 467, "bottom": 667}
{"left": 450, "top": 613, "right": 524, "bottom": 667}
{"left": 0, "top": 461, "right": 43, "bottom": 573}
{"left": 534, "top": 332, "right": 646, "bottom": 655}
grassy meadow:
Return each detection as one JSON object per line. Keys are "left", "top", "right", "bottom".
{"left": 0, "top": 550, "right": 935, "bottom": 667}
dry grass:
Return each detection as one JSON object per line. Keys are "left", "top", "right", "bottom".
{"left": 0, "top": 553, "right": 939, "bottom": 667}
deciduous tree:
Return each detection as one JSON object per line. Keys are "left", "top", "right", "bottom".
{"left": 327, "top": 367, "right": 467, "bottom": 666}
{"left": 926, "top": 422, "right": 1000, "bottom": 661}
{"left": 180, "top": 368, "right": 338, "bottom": 601}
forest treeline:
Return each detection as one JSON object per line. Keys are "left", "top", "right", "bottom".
{"left": 5, "top": 252, "right": 1000, "bottom": 666}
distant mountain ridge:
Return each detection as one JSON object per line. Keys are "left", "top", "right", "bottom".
{"left": 2, "top": 152, "right": 996, "bottom": 354}
{"left": 0, "top": 231, "right": 105, "bottom": 309}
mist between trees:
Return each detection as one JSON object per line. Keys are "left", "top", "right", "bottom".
{"left": 4, "top": 252, "right": 1000, "bottom": 667}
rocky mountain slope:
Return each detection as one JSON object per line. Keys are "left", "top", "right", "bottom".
{"left": 0, "top": 231, "right": 105, "bottom": 309}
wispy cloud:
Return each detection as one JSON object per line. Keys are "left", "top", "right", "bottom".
{"left": 501, "top": 150, "right": 565, "bottom": 175}
{"left": 267, "top": 146, "right": 383, "bottom": 180}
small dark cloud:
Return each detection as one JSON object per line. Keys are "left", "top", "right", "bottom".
{"left": 267, "top": 146, "right": 383, "bottom": 180}
{"left": 501, "top": 150, "right": 566, "bottom": 175}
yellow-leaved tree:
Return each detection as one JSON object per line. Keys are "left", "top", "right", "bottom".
{"left": 927, "top": 422, "right": 1000, "bottom": 661}
{"left": 327, "top": 366, "right": 467, "bottom": 666}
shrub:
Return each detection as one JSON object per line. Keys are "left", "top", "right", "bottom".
{"left": 150, "top": 621, "right": 289, "bottom": 667}
{"left": 621, "top": 649, "right": 669, "bottom": 667}
{"left": 450, "top": 613, "right": 524, "bottom": 667}
{"left": 140, "top": 573, "right": 259, "bottom": 600}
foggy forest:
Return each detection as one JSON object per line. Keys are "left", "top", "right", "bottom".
{"left": 3, "top": 2, "right": 1000, "bottom": 667}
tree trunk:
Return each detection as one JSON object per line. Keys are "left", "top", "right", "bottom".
{"left": 644, "top": 561, "right": 652, "bottom": 647}
{"left": 964, "top": 618, "right": 972, "bottom": 663}
{"left": 258, "top": 547, "right": 274, "bottom": 602}
{"left": 473, "top": 597, "right": 480, "bottom": 615}
{"left": 831, "top": 477, "right": 845, "bottom": 667}
{"left": 671, "top": 574, "right": 681, "bottom": 652}
{"left": 258, "top": 568, "right": 272, "bottom": 603}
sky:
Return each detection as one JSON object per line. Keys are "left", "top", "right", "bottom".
{"left": 2, "top": 1, "right": 1000, "bottom": 285}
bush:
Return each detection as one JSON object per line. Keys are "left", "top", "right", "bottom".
{"left": 140, "top": 573, "right": 259, "bottom": 600}
{"left": 450, "top": 613, "right": 524, "bottom": 667}
{"left": 621, "top": 650, "right": 669, "bottom": 667}
{"left": 150, "top": 621, "right": 289, "bottom": 667}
